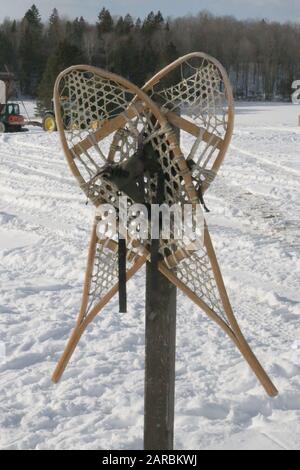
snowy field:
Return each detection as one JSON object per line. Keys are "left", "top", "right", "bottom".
{"left": 0, "top": 103, "right": 299, "bottom": 450}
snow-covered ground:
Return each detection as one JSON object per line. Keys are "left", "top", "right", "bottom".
{"left": 0, "top": 103, "right": 299, "bottom": 450}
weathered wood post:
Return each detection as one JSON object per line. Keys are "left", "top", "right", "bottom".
{"left": 144, "top": 265, "right": 177, "bottom": 450}
{"left": 144, "top": 122, "right": 179, "bottom": 450}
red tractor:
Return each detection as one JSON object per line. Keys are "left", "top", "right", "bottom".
{"left": 0, "top": 102, "right": 25, "bottom": 133}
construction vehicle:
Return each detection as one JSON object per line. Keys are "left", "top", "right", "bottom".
{"left": 0, "top": 70, "right": 26, "bottom": 133}
{"left": 42, "top": 101, "right": 57, "bottom": 132}
{"left": 0, "top": 102, "right": 25, "bottom": 133}
{"left": 42, "top": 98, "right": 74, "bottom": 132}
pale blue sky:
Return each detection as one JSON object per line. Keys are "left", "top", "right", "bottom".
{"left": 0, "top": 0, "right": 299, "bottom": 23}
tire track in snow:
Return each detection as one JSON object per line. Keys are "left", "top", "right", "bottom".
{"left": 260, "top": 432, "right": 291, "bottom": 451}
{"left": 0, "top": 154, "right": 74, "bottom": 186}
{"left": 257, "top": 125, "right": 300, "bottom": 135}
{"left": 211, "top": 177, "right": 300, "bottom": 253}
{"left": 231, "top": 144, "right": 300, "bottom": 179}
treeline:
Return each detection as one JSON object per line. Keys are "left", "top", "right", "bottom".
{"left": 0, "top": 4, "right": 300, "bottom": 109}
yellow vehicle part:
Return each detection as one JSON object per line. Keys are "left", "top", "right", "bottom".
{"left": 43, "top": 114, "right": 57, "bottom": 132}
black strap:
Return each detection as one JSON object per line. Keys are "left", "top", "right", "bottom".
{"left": 150, "top": 170, "right": 165, "bottom": 291}
{"left": 118, "top": 235, "right": 127, "bottom": 313}
{"left": 198, "top": 185, "right": 210, "bottom": 213}
{"left": 157, "top": 170, "right": 165, "bottom": 206}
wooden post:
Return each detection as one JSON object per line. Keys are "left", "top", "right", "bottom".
{"left": 144, "top": 264, "right": 177, "bottom": 450}
{"left": 144, "top": 121, "right": 179, "bottom": 450}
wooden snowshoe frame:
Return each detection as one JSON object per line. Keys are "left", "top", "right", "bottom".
{"left": 52, "top": 53, "right": 278, "bottom": 397}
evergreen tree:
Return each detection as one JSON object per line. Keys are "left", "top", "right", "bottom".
{"left": 142, "top": 11, "right": 156, "bottom": 34}
{"left": 115, "top": 17, "right": 125, "bottom": 36}
{"left": 116, "top": 14, "right": 134, "bottom": 35}
{"left": 154, "top": 11, "right": 165, "bottom": 27}
{"left": 24, "top": 4, "right": 41, "bottom": 26}
{"left": 97, "top": 8, "right": 113, "bottom": 36}
{"left": 70, "top": 16, "right": 87, "bottom": 47}
{"left": 11, "top": 20, "right": 17, "bottom": 34}
{"left": 49, "top": 8, "right": 59, "bottom": 27}
{"left": 123, "top": 14, "right": 134, "bottom": 34}
{"left": 19, "top": 4, "right": 45, "bottom": 95}
{"left": 47, "top": 8, "right": 61, "bottom": 50}
{"left": 0, "top": 32, "right": 15, "bottom": 70}
{"left": 135, "top": 18, "right": 142, "bottom": 30}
